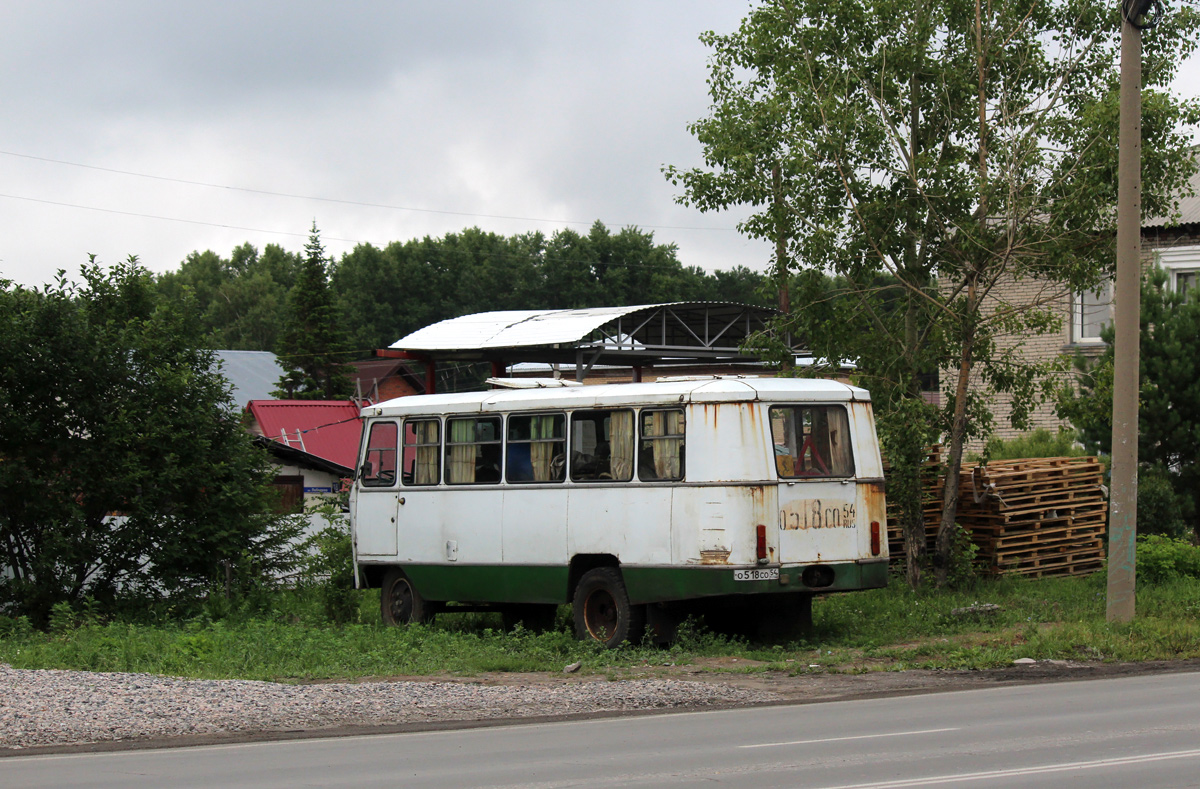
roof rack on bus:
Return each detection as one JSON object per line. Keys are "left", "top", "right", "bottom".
{"left": 654, "top": 374, "right": 762, "bottom": 382}
{"left": 485, "top": 377, "right": 584, "bottom": 389}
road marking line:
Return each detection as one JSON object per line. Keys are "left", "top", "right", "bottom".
{"left": 813, "top": 748, "right": 1200, "bottom": 788}
{"left": 739, "top": 727, "right": 960, "bottom": 749}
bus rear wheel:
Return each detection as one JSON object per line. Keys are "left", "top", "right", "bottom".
{"left": 380, "top": 568, "right": 432, "bottom": 626}
{"left": 573, "top": 567, "right": 644, "bottom": 648}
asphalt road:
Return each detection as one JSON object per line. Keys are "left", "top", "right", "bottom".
{"left": 4, "top": 670, "right": 1200, "bottom": 788}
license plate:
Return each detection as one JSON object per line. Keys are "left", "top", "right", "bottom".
{"left": 734, "top": 568, "right": 779, "bottom": 581}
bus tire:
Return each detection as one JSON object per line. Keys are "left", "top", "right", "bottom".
{"left": 380, "top": 568, "right": 432, "bottom": 626}
{"left": 573, "top": 567, "right": 644, "bottom": 647}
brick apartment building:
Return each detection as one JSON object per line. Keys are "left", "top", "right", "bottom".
{"left": 945, "top": 166, "right": 1200, "bottom": 450}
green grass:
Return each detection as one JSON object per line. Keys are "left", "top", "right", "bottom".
{"left": 2, "top": 573, "right": 1199, "bottom": 682}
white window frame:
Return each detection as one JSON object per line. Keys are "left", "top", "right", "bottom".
{"left": 1072, "top": 280, "right": 1113, "bottom": 344}
{"left": 1155, "top": 245, "right": 1200, "bottom": 297}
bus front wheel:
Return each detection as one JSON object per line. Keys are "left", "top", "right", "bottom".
{"left": 573, "top": 567, "right": 644, "bottom": 647}
{"left": 380, "top": 568, "right": 432, "bottom": 626}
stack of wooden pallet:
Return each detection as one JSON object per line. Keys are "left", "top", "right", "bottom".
{"left": 956, "top": 456, "right": 1107, "bottom": 578}
{"left": 884, "top": 445, "right": 943, "bottom": 567}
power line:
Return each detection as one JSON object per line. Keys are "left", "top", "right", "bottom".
{"left": 0, "top": 193, "right": 355, "bottom": 243}
{"left": 0, "top": 192, "right": 766, "bottom": 278}
{"left": 0, "top": 149, "right": 735, "bottom": 233}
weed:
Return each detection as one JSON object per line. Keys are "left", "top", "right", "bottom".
{"left": 2, "top": 574, "right": 1199, "bottom": 680}
{"left": 1137, "top": 535, "right": 1200, "bottom": 584}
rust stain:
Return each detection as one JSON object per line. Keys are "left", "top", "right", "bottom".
{"left": 746, "top": 484, "right": 769, "bottom": 535}
{"left": 699, "top": 549, "right": 732, "bottom": 565}
{"left": 862, "top": 480, "right": 887, "bottom": 522}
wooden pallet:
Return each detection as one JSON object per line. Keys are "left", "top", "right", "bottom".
{"left": 886, "top": 454, "right": 1108, "bottom": 580}
{"left": 957, "top": 456, "right": 1107, "bottom": 579}
{"left": 964, "top": 502, "right": 1108, "bottom": 526}
{"left": 972, "top": 526, "right": 1106, "bottom": 554}
{"left": 996, "top": 557, "right": 1106, "bottom": 578}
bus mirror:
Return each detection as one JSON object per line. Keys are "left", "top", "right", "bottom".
{"left": 358, "top": 463, "right": 372, "bottom": 481}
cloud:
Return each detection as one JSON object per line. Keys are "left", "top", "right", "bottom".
{"left": 0, "top": 1, "right": 768, "bottom": 286}
{"left": 2, "top": 1, "right": 1193, "bottom": 289}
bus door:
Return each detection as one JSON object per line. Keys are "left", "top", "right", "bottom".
{"left": 355, "top": 420, "right": 401, "bottom": 556}
{"left": 770, "top": 405, "right": 861, "bottom": 564}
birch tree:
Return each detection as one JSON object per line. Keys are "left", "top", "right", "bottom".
{"left": 667, "top": 0, "right": 1199, "bottom": 583}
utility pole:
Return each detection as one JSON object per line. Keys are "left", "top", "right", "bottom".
{"left": 1108, "top": 0, "right": 1159, "bottom": 622}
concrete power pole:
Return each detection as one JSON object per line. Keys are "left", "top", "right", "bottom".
{"left": 1108, "top": 0, "right": 1159, "bottom": 622}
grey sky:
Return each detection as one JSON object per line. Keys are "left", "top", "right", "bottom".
{"left": 1, "top": 1, "right": 1197, "bottom": 288}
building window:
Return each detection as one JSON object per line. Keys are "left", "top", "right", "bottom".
{"left": 639, "top": 409, "right": 685, "bottom": 481}
{"left": 1072, "top": 282, "right": 1112, "bottom": 344}
{"left": 1156, "top": 245, "right": 1200, "bottom": 299}
{"left": 1174, "top": 269, "right": 1198, "bottom": 296}
{"left": 570, "top": 410, "right": 635, "bottom": 482}
{"left": 770, "top": 405, "right": 854, "bottom": 478}
{"left": 445, "top": 416, "right": 502, "bottom": 485}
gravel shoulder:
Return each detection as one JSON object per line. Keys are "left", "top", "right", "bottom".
{"left": 4, "top": 658, "right": 1199, "bottom": 757}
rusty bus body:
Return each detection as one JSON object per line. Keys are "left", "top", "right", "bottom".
{"left": 350, "top": 377, "right": 888, "bottom": 646}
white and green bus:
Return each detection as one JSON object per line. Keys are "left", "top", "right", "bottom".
{"left": 350, "top": 376, "right": 888, "bottom": 646}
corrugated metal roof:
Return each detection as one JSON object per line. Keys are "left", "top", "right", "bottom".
{"left": 247, "top": 400, "right": 362, "bottom": 470}
{"left": 1145, "top": 161, "right": 1200, "bottom": 227}
{"left": 387, "top": 302, "right": 791, "bottom": 375}
{"left": 213, "top": 350, "right": 285, "bottom": 408}
{"left": 392, "top": 305, "right": 672, "bottom": 351}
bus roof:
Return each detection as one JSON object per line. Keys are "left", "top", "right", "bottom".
{"left": 361, "top": 377, "right": 869, "bottom": 418}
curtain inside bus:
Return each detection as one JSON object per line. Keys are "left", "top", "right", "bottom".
{"left": 530, "top": 415, "right": 557, "bottom": 481}
{"left": 414, "top": 421, "right": 439, "bottom": 485}
{"left": 609, "top": 410, "right": 634, "bottom": 480}
{"left": 448, "top": 419, "right": 475, "bottom": 484}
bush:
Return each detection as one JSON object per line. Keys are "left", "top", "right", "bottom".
{"left": 298, "top": 498, "right": 359, "bottom": 625}
{"left": 1137, "top": 535, "right": 1200, "bottom": 584}
{"left": 1138, "top": 464, "right": 1190, "bottom": 540}
{"left": 977, "top": 428, "right": 1088, "bottom": 462}
{"left": 0, "top": 260, "right": 296, "bottom": 625}
{"left": 946, "top": 523, "right": 980, "bottom": 590}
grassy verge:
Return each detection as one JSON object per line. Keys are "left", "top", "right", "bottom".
{"left": 2, "top": 572, "right": 1199, "bottom": 682}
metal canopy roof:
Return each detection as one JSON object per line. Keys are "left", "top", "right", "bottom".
{"left": 389, "top": 302, "right": 796, "bottom": 377}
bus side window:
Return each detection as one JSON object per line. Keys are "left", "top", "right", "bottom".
{"left": 639, "top": 409, "right": 684, "bottom": 481}
{"left": 507, "top": 413, "right": 565, "bottom": 483}
{"left": 402, "top": 419, "right": 441, "bottom": 486}
{"left": 360, "top": 421, "right": 399, "bottom": 487}
{"left": 571, "top": 409, "right": 634, "bottom": 482}
{"left": 446, "top": 416, "right": 502, "bottom": 484}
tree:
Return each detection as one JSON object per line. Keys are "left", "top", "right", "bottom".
{"left": 668, "top": 0, "right": 1199, "bottom": 584}
{"left": 0, "top": 259, "right": 295, "bottom": 623}
{"left": 274, "top": 224, "right": 355, "bottom": 400}
{"left": 154, "top": 243, "right": 298, "bottom": 352}
{"left": 1057, "top": 267, "right": 1200, "bottom": 538}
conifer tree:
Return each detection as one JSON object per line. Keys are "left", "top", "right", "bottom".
{"left": 274, "top": 223, "right": 354, "bottom": 400}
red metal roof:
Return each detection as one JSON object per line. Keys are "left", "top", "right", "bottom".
{"left": 246, "top": 400, "right": 362, "bottom": 470}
